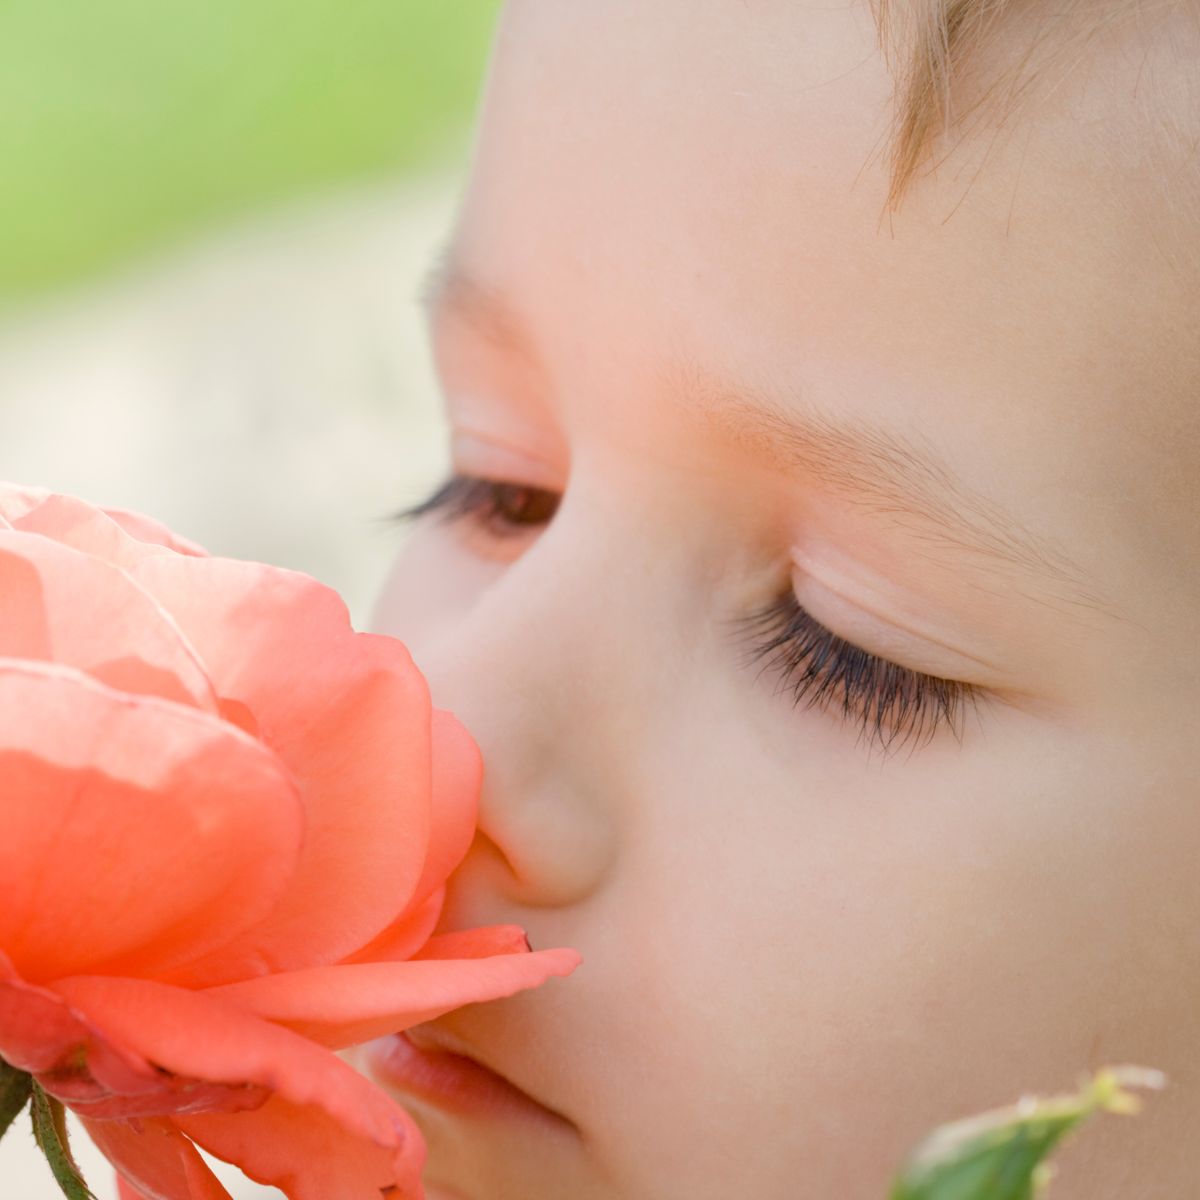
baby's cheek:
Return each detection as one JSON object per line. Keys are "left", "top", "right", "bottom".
{"left": 611, "top": 848, "right": 932, "bottom": 1193}
{"left": 635, "top": 720, "right": 1197, "bottom": 1189}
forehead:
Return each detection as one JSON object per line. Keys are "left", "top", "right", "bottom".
{"left": 453, "top": 0, "right": 1198, "bottom": 587}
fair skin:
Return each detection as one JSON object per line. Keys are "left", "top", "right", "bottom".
{"left": 366, "top": 1, "right": 1200, "bottom": 1196}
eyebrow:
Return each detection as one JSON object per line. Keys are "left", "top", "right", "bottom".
{"left": 419, "top": 253, "right": 1122, "bottom": 624}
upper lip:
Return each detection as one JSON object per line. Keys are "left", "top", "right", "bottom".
{"left": 403, "top": 1022, "right": 530, "bottom": 1089}
{"left": 403, "top": 1022, "right": 490, "bottom": 1064}
{"left": 401, "top": 1021, "right": 576, "bottom": 1129}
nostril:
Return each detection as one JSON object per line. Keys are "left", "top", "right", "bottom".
{"left": 441, "top": 786, "right": 616, "bottom": 915}
{"left": 486, "top": 780, "right": 617, "bottom": 907}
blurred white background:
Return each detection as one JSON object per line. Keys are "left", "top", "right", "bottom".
{"left": 0, "top": 169, "right": 457, "bottom": 630}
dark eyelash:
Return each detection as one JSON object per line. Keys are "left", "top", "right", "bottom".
{"left": 388, "top": 474, "right": 559, "bottom": 536}
{"left": 389, "top": 473, "right": 981, "bottom": 758}
{"left": 726, "top": 595, "right": 982, "bottom": 760}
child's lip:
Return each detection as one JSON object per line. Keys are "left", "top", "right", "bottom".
{"left": 365, "top": 1025, "right": 576, "bottom": 1132}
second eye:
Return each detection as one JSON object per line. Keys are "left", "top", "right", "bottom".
{"left": 393, "top": 473, "right": 560, "bottom": 538}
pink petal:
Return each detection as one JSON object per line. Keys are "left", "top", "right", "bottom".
{"left": 82, "top": 1116, "right": 234, "bottom": 1200}
{"left": 407, "top": 708, "right": 481, "bottom": 908}
{"left": 0, "top": 662, "right": 303, "bottom": 982}
{"left": 0, "top": 482, "right": 55, "bottom": 523}
{"left": 177, "top": 1092, "right": 426, "bottom": 1200}
{"left": 50, "top": 977, "right": 419, "bottom": 1157}
{"left": 117, "top": 1175, "right": 150, "bottom": 1200}
{"left": 1, "top": 952, "right": 265, "bottom": 1118}
{"left": 340, "top": 708, "right": 480, "bottom": 967}
{"left": 61, "top": 1081, "right": 270, "bottom": 1121}
{"left": 99, "top": 506, "right": 209, "bottom": 557}
{"left": 129, "top": 557, "right": 438, "bottom": 983}
{"left": 1, "top": 490, "right": 179, "bottom": 570}
{"left": 0, "top": 529, "right": 218, "bottom": 711}
{"left": 204, "top": 946, "right": 583, "bottom": 1049}
{"left": 412, "top": 925, "right": 535, "bottom": 960}
{"left": 0, "top": 485, "right": 206, "bottom": 559}
{"left": 340, "top": 888, "right": 447, "bottom": 967}
{"left": 0, "top": 953, "right": 158, "bottom": 1096}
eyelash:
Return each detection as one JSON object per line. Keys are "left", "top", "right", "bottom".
{"left": 390, "top": 474, "right": 982, "bottom": 758}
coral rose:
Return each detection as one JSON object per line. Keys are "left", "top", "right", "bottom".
{"left": 0, "top": 483, "right": 581, "bottom": 1200}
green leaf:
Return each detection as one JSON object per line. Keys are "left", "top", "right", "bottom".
{"left": 29, "top": 1082, "right": 99, "bottom": 1200}
{"left": 890, "top": 1065, "right": 1166, "bottom": 1200}
{"left": 0, "top": 1055, "right": 34, "bottom": 1141}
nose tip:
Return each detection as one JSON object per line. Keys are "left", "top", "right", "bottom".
{"left": 419, "top": 638, "right": 619, "bottom": 912}
{"left": 377, "top": 507, "right": 633, "bottom": 917}
{"left": 469, "top": 767, "right": 617, "bottom": 908}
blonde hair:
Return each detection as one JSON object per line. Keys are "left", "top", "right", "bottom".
{"left": 867, "top": 0, "right": 1195, "bottom": 213}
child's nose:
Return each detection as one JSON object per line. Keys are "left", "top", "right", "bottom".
{"left": 410, "top": 539, "right": 626, "bottom": 912}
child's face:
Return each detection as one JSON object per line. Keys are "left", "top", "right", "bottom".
{"left": 369, "top": 2, "right": 1199, "bottom": 1196}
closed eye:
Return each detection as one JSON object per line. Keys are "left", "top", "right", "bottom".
{"left": 389, "top": 472, "right": 984, "bottom": 759}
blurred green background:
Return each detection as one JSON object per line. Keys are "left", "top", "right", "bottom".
{"left": 0, "top": 0, "right": 499, "bottom": 643}
{"left": 0, "top": 0, "right": 498, "bottom": 307}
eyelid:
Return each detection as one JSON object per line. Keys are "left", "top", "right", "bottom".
{"left": 449, "top": 424, "right": 567, "bottom": 492}
{"left": 790, "top": 542, "right": 1016, "bottom": 675}
{"left": 791, "top": 566, "right": 1004, "bottom": 684}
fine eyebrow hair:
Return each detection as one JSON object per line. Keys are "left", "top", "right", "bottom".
{"left": 420, "top": 254, "right": 1122, "bottom": 624}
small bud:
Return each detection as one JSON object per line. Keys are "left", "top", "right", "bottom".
{"left": 890, "top": 1064, "right": 1165, "bottom": 1200}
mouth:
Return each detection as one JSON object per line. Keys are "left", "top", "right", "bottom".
{"left": 364, "top": 1025, "right": 575, "bottom": 1132}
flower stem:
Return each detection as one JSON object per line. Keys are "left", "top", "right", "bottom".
{"left": 29, "top": 1081, "right": 98, "bottom": 1200}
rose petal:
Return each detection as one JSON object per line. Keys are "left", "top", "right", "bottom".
{"left": 129, "top": 558, "right": 437, "bottom": 983}
{"left": 0, "top": 485, "right": 207, "bottom": 559}
{"left": 99, "top": 506, "right": 209, "bottom": 557}
{"left": 339, "top": 888, "right": 447, "bottom": 967}
{"left": 0, "top": 489, "right": 179, "bottom": 570}
{"left": 412, "top": 925, "right": 535, "bottom": 961}
{"left": 50, "top": 977, "right": 417, "bottom": 1156}
{"left": 0, "top": 963, "right": 260, "bottom": 1119}
{"left": 408, "top": 708, "right": 481, "bottom": 908}
{"left": 0, "top": 952, "right": 158, "bottom": 1096}
{"left": 82, "top": 1116, "right": 234, "bottom": 1200}
{"left": 0, "top": 482, "right": 54, "bottom": 524}
{"left": 61, "top": 1080, "right": 270, "bottom": 1121}
{"left": 176, "top": 1091, "right": 426, "bottom": 1200}
{"left": 0, "top": 662, "right": 304, "bottom": 982}
{"left": 204, "top": 947, "right": 583, "bottom": 1049}
{"left": 117, "top": 1175, "right": 150, "bottom": 1200}
{"left": 0, "top": 529, "right": 218, "bottom": 711}
{"left": 341, "top": 707, "right": 480, "bottom": 967}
